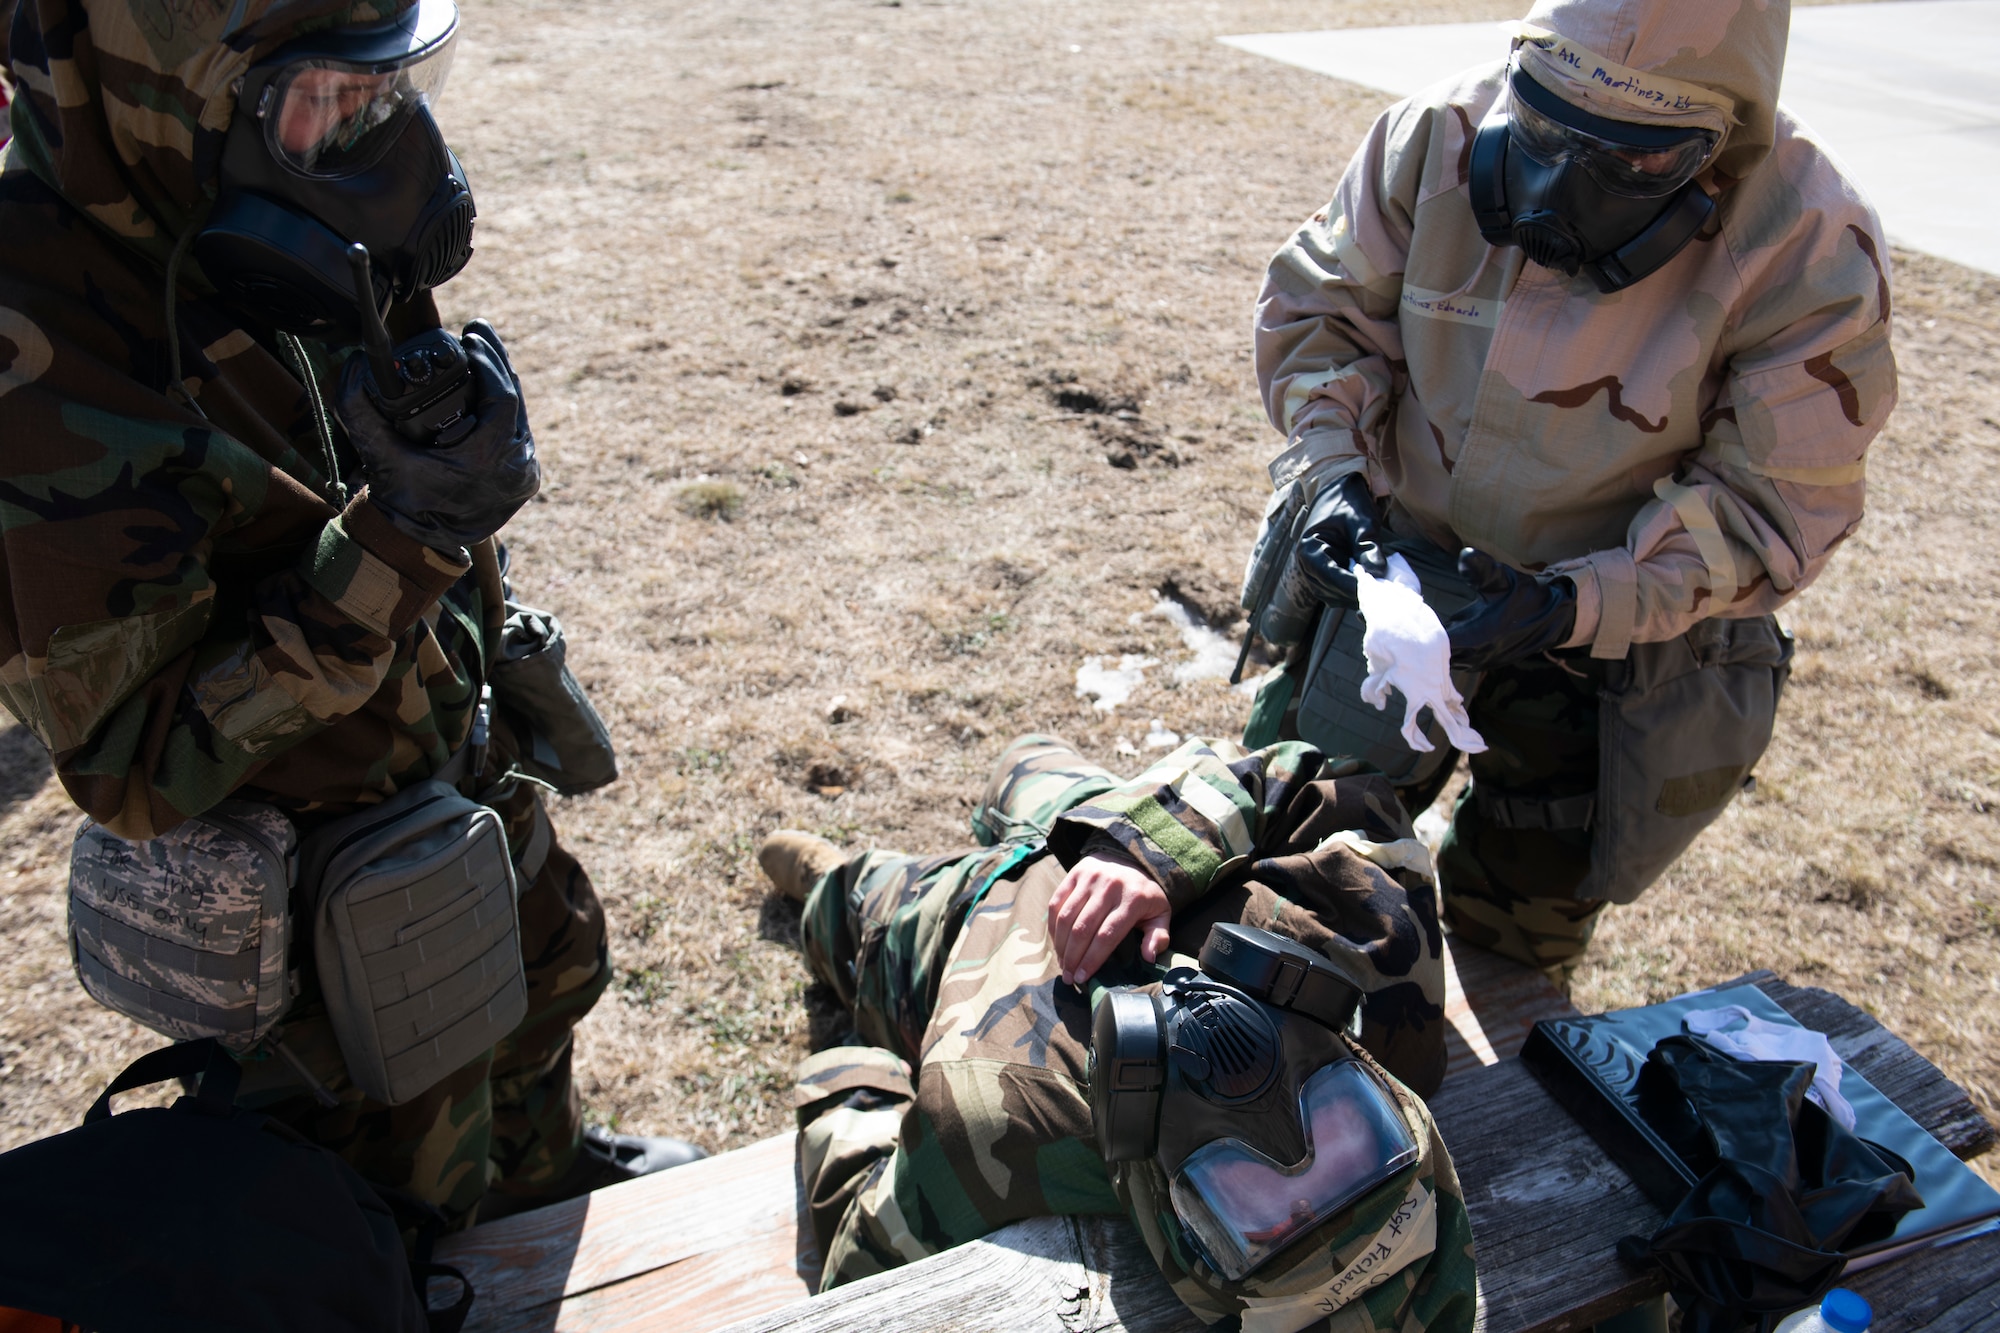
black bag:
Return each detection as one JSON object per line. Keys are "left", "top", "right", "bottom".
{"left": 0, "top": 1041, "right": 472, "bottom": 1333}
{"left": 487, "top": 602, "right": 618, "bottom": 796}
{"left": 1616, "top": 1037, "right": 1923, "bottom": 1333}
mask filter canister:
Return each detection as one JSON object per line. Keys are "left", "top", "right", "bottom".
{"left": 1088, "top": 925, "right": 1412, "bottom": 1280}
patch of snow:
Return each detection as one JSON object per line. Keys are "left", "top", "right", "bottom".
{"left": 1076, "top": 655, "right": 1157, "bottom": 712}
{"left": 1144, "top": 719, "right": 1181, "bottom": 749}
{"left": 1115, "top": 736, "right": 1140, "bottom": 758}
{"left": 1149, "top": 596, "right": 1260, "bottom": 694}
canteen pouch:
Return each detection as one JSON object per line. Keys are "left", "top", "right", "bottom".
{"left": 1579, "top": 614, "right": 1793, "bottom": 904}
{"left": 1293, "top": 537, "right": 1482, "bottom": 787}
{"left": 300, "top": 780, "right": 527, "bottom": 1105}
{"left": 487, "top": 602, "right": 618, "bottom": 796}
{"left": 66, "top": 803, "right": 297, "bottom": 1053}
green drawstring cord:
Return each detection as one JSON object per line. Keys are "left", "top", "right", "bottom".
{"left": 280, "top": 332, "right": 350, "bottom": 509}
{"left": 161, "top": 226, "right": 208, "bottom": 422}
{"left": 161, "top": 223, "right": 348, "bottom": 510}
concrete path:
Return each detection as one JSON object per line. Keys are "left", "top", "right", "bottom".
{"left": 1222, "top": 2, "right": 2000, "bottom": 276}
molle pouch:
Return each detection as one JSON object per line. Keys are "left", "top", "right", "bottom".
{"left": 1581, "top": 614, "right": 1794, "bottom": 904}
{"left": 66, "top": 803, "right": 297, "bottom": 1052}
{"left": 1294, "top": 538, "right": 1481, "bottom": 787}
{"left": 487, "top": 602, "right": 618, "bottom": 796}
{"left": 300, "top": 780, "right": 526, "bottom": 1106}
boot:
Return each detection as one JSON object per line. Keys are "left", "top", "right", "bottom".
{"left": 757, "top": 830, "right": 846, "bottom": 902}
{"left": 479, "top": 1126, "right": 706, "bottom": 1222}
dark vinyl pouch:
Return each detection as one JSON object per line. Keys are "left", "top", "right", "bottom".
{"left": 1581, "top": 614, "right": 1793, "bottom": 904}
{"left": 1293, "top": 537, "right": 1482, "bottom": 787}
{"left": 299, "top": 780, "right": 527, "bottom": 1105}
{"left": 487, "top": 602, "right": 618, "bottom": 796}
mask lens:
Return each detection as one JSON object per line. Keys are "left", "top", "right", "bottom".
{"left": 1168, "top": 1059, "right": 1420, "bottom": 1281}
{"left": 265, "top": 35, "right": 457, "bottom": 177}
{"left": 1503, "top": 80, "right": 1713, "bottom": 198}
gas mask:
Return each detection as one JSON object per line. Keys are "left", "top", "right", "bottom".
{"left": 1090, "top": 924, "right": 1421, "bottom": 1281}
{"left": 1470, "top": 61, "right": 1718, "bottom": 293}
{"left": 194, "top": 0, "right": 475, "bottom": 340}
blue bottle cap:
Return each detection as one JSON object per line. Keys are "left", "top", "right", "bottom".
{"left": 1821, "top": 1288, "right": 1872, "bottom": 1333}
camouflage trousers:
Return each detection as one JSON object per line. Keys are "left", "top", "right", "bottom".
{"left": 794, "top": 735, "right": 1120, "bottom": 1285}
{"left": 1431, "top": 653, "right": 1613, "bottom": 987}
{"left": 798, "top": 734, "right": 1116, "bottom": 1063}
{"left": 235, "top": 781, "right": 610, "bottom": 1230}
{"left": 1263, "top": 646, "right": 1611, "bottom": 987}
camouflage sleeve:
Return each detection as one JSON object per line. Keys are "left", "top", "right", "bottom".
{"left": 1254, "top": 92, "right": 1435, "bottom": 497}
{"left": 0, "top": 406, "right": 468, "bottom": 837}
{"left": 1548, "top": 141, "right": 1896, "bottom": 657}
{"left": 1046, "top": 737, "right": 1326, "bottom": 912}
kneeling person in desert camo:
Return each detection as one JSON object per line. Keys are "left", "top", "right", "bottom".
{"left": 758, "top": 734, "right": 1475, "bottom": 1332}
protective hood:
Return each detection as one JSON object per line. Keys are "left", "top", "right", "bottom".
{"left": 4, "top": 0, "right": 415, "bottom": 269}
{"left": 1510, "top": 0, "right": 1789, "bottom": 181}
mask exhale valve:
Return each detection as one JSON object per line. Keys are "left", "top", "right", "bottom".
{"left": 345, "top": 245, "right": 474, "bottom": 445}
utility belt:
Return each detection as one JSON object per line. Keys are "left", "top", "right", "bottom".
{"left": 1254, "top": 527, "right": 1794, "bottom": 905}
{"left": 64, "top": 598, "right": 616, "bottom": 1106}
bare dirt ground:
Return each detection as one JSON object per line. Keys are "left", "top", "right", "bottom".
{"left": 3, "top": 0, "right": 1994, "bottom": 1190}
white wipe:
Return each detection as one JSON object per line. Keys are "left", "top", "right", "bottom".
{"left": 1353, "top": 555, "right": 1486, "bottom": 755}
{"left": 1684, "top": 1005, "right": 1858, "bottom": 1131}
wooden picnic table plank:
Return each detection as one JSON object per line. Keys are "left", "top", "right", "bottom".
{"left": 710, "top": 1214, "right": 1202, "bottom": 1333}
{"left": 438, "top": 1131, "right": 814, "bottom": 1332}
{"left": 486, "top": 1232, "right": 819, "bottom": 1333}
{"left": 1441, "top": 937, "right": 1579, "bottom": 1080}
{"left": 1843, "top": 1225, "right": 2000, "bottom": 1332}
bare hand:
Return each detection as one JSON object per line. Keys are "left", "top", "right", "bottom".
{"left": 1047, "top": 848, "right": 1172, "bottom": 986}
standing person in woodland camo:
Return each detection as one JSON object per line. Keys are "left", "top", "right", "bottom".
{"left": 757, "top": 735, "right": 1473, "bottom": 1331}
{"left": 1241, "top": 0, "right": 1894, "bottom": 984}
{"left": 0, "top": 0, "right": 697, "bottom": 1227}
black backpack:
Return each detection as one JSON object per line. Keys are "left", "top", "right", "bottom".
{"left": 0, "top": 1041, "right": 472, "bottom": 1333}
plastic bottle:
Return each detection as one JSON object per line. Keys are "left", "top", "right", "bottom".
{"left": 1773, "top": 1289, "right": 1872, "bottom": 1333}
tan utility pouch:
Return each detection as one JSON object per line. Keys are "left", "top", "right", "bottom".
{"left": 488, "top": 602, "right": 618, "bottom": 796}
{"left": 67, "top": 803, "right": 298, "bottom": 1053}
{"left": 299, "top": 779, "right": 527, "bottom": 1105}
{"left": 1579, "top": 614, "right": 1793, "bottom": 904}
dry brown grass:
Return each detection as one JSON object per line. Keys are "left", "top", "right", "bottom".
{"left": 3, "top": 0, "right": 1994, "bottom": 1192}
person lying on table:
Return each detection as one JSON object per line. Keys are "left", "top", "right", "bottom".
{"left": 756, "top": 734, "right": 1474, "bottom": 1333}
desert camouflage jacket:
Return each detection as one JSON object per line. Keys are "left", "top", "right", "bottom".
{"left": 796, "top": 740, "right": 1473, "bottom": 1331}
{"left": 0, "top": 0, "right": 488, "bottom": 838}
{"left": 1256, "top": 0, "right": 1896, "bottom": 658}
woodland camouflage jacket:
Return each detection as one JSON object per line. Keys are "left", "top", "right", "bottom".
{"left": 797, "top": 740, "right": 1473, "bottom": 1331}
{"left": 0, "top": 0, "right": 487, "bottom": 838}
{"left": 1256, "top": 0, "right": 1896, "bottom": 658}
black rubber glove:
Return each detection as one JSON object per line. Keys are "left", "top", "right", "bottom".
{"left": 336, "top": 319, "right": 540, "bottom": 553}
{"left": 1442, "top": 548, "right": 1578, "bottom": 671}
{"left": 1293, "top": 472, "right": 1390, "bottom": 606}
